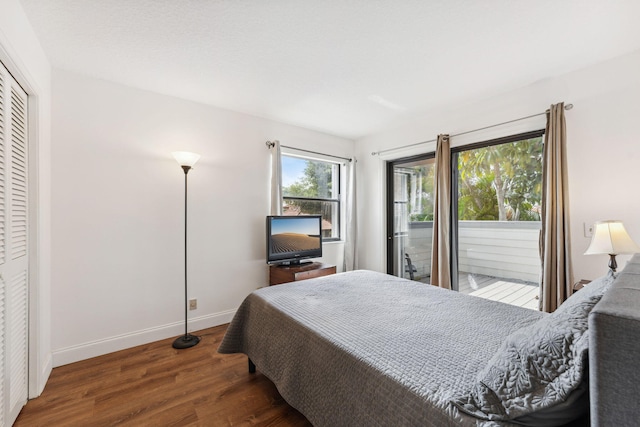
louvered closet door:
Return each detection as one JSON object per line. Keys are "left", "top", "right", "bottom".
{"left": 0, "top": 62, "right": 29, "bottom": 427}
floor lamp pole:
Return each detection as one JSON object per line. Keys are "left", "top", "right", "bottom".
{"left": 172, "top": 153, "right": 201, "bottom": 349}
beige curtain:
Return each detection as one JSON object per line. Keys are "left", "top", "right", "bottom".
{"left": 430, "top": 134, "right": 452, "bottom": 289}
{"left": 539, "top": 103, "right": 574, "bottom": 312}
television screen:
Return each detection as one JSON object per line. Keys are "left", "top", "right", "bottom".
{"left": 266, "top": 215, "right": 322, "bottom": 265}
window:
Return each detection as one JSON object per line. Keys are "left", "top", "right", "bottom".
{"left": 456, "top": 134, "right": 544, "bottom": 223}
{"left": 281, "top": 155, "right": 340, "bottom": 241}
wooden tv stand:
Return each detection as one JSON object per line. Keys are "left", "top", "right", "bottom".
{"left": 269, "top": 262, "right": 336, "bottom": 285}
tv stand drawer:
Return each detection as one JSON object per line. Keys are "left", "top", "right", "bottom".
{"left": 269, "top": 262, "right": 336, "bottom": 285}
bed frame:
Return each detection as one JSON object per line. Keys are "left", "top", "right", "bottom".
{"left": 233, "top": 255, "right": 640, "bottom": 426}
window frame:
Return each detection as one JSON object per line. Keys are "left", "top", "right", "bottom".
{"left": 280, "top": 152, "right": 342, "bottom": 242}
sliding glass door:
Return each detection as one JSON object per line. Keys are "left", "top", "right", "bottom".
{"left": 385, "top": 131, "right": 545, "bottom": 309}
{"left": 386, "top": 155, "right": 435, "bottom": 281}
{"left": 452, "top": 131, "right": 544, "bottom": 308}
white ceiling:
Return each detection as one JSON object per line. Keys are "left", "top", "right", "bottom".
{"left": 19, "top": 0, "right": 640, "bottom": 139}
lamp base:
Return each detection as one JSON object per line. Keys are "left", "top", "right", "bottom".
{"left": 608, "top": 253, "right": 618, "bottom": 273}
{"left": 172, "top": 334, "right": 200, "bottom": 349}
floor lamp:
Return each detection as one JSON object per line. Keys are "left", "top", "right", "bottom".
{"left": 171, "top": 151, "right": 201, "bottom": 349}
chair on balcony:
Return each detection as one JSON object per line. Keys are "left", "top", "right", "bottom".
{"left": 405, "top": 253, "right": 417, "bottom": 280}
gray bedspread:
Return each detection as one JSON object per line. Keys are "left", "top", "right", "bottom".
{"left": 219, "top": 270, "right": 545, "bottom": 426}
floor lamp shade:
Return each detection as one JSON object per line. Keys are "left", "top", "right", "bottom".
{"left": 172, "top": 151, "right": 201, "bottom": 168}
{"left": 584, "top": 220, "right": 640, "bottom": 272}
{"left": 172, "top": 151, "right": 201, "bottom": 349}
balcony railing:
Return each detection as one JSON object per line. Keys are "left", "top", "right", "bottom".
{"left": 398, "top": 220, "right": 540, "bottom": 310}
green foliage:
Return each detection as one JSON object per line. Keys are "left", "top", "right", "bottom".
{"left": 283, "top": 159, "right": 334, "bottom": 218}
{"left": 458, "top": 173, "right": 499, "bottom": 220}
{"left": 457, "top": 138, "right": 543, "bottom": 221}
{"left": 400, "top": 164, "right": 435, "bottom": 222}
{"left": 283, "top": 160, "right": 332, "bottom": 199}
{"left": 410, "top": 212, "right": 434, "bottom": 221}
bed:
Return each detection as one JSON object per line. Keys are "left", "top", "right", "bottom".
{"left": 219, "top": 255, "right": 640, "bottom": 426}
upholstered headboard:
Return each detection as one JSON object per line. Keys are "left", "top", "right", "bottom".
{"left": 589, "top": 253, "right": 640, "bottom": 426}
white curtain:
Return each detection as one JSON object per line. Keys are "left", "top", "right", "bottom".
{"left": 269, "top": 140, "right": 283, "bottom": 216}
{"left": 343, "top": 157, "right": 358, "bottom": 271}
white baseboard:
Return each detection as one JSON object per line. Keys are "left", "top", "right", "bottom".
{"left": 30, "top": 352, "right": 53, "bottom": 398}
{"left": 52, "top": 309, "right": 236, "bottom": 367}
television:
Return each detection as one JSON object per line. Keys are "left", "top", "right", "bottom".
{"left": 266, "top": 215, "right": 322, "bottom": 265}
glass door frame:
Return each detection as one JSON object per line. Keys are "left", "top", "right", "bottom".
{"left": 450, "top": 129, "right": 545, "bottom": 291}
{"left": 386, "top": 153, "right": 435, "bottom": 275}
{"left": 386, "top": 129, "right": 545, "bottom": 282}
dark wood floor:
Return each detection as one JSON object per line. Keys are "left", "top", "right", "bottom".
{"left": 15, "top": 325, "right": 312, "bottom": 427}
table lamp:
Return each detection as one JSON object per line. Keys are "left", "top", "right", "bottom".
{"left": 584, "top": 220, "right": 640, "bottom": 273}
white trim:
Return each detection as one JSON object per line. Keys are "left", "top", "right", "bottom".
{"left": 280, "top": 147, "right": 348, "bottom": 165}
{"left": 52, "top": 309, "right": 237, "bottom": 367}
{"left": 38, "top": 353, "right": 51, "bottom": 392}
{"left": 0, "top": 39, "right": 49, "bottom": 398}
{"left": 26, "top": 93, "right": 43, "bottom": 399}
{"left": 323, "top": 240, "right": 345, "bottom": 246}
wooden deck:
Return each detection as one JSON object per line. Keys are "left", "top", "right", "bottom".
{"left": 461, "top": 273, "right": 539, "bottom": 310}
{"left": 418, "top": 273, "right": 540, "bottom": 311}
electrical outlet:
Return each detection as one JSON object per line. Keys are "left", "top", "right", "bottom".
{"left": 583, "top": 222, "right": 594, "bottom": 238}
{"left": 189, "top": 298, "right": 197, "bottom": 310}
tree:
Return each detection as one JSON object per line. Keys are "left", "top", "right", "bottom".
{"left": 283, "top": 160, "right": 334, "bottom": 219}
{"left": 502, "top": 140, "right": 543, "bottom": 220}
{"left": 399, "top": 164, "right": 435, "bottom": 222}
{"left": 458, "top": 173, "right": 500, "bottom": 220}
{"left": 457, "top": 138, "right": 543, "bottom": 221}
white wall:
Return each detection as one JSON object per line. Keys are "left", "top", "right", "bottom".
{"left": 0, "top": 0, "right": 52, "bottom": 397}
{"left": 356, "top": 48, "right": 640, "bottom": 283}
{"left": 51, "top": 69, "right": 353, "bottom": 366}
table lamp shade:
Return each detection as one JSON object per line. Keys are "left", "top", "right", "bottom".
{"left": 584, "top": 220, "right": 640, "bottom": 255}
